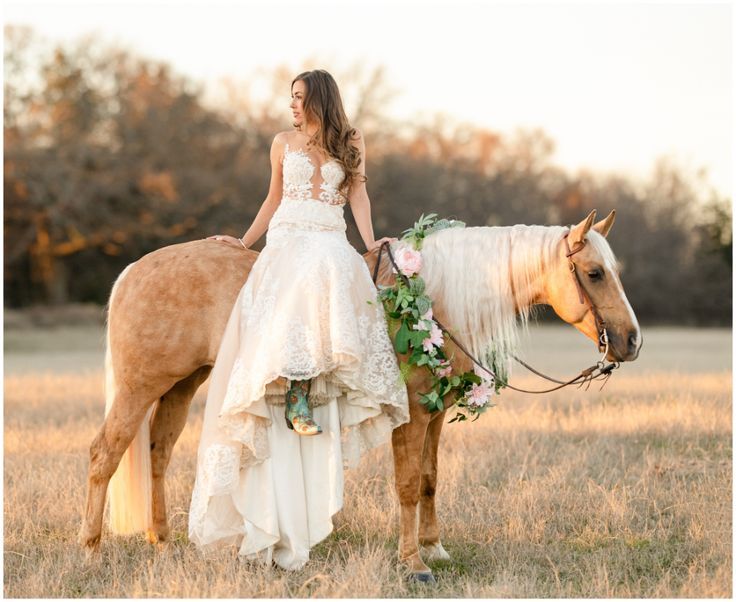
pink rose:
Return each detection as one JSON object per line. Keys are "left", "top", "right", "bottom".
{"left": 392, "top": 245, "right": 423, "bottom": 277}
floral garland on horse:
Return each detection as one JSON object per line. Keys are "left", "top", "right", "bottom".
{"left": 372, "top": 213, "right": 507, "bottom": 422}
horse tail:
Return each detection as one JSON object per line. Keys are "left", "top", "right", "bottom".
{"left": 105, "top": 263, "right": 155, "bottom": 535}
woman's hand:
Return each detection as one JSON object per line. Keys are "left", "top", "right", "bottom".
{"left": 206, "top": 234, "right": 247, "bottom": 249}
{"left": 368, "top": 236, "right": 398, "bottom": 252}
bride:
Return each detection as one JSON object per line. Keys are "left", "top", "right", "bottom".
{"left": 188, "top": 69, "right": 411, "bottom": 569}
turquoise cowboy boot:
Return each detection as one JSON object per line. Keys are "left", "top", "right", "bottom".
{"left": 284, "top": 378, "right": 322, "bottom": 436}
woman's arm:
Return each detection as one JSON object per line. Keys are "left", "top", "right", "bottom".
{"left": 209, "top": 133, "right": 285, "bottom": 249}
{"left": 348, "top": 129, "right": 396, "bottom": 252}
{"left": 239, "top": 133, "right": 286, "bottom": 248}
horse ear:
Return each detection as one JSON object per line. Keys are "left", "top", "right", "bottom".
{"left": 569, "top": 209, "right": 597, "bottom": 244}
{"left": 592, "top": 209, "right": 616, "bottom": 238}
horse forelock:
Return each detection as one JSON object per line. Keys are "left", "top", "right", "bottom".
{"left": 585, "top": 230, "right": 620, "bottom": 273}
{"left": 419, "top": 224, "right": 568, "bottom": 376}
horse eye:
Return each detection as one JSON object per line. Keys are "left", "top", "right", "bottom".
{"left": 588, "top": 269, "right": 603, "bottom": 281}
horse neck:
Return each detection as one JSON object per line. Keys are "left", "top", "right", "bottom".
{"left": 504, "top": 224, "right": 564, "bottom": 311}
{"left": 420, "top": 224, "right": 566, "bottom": 363}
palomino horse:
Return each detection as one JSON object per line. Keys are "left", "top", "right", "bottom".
{"left": 79, "top": 209, "right": 641, "bottom": 582}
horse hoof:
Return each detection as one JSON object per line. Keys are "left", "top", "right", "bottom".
{"left": 78, "top": 528, "right": 100, "bottom": 553}
{"left": 146, "top": 529, "right": 168, "bottom": 544}
{"left": 146, "top": 530, "right": 157, "bottom": 544}
{"left": 81, "top": 541, "right": 101, "bottom": 564}
{"left": 410, "top": 571, "right": 436, "bottom": 585}
{"left": 421, "top": 541, "right": 451, "bottom": 562}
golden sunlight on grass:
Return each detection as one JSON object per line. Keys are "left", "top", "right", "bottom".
{"left": 3, "top": 328, "right": 732, "bottom": 597}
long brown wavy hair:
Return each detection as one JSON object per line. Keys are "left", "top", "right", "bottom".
{"left": 291, "top": 70, "right": 366, "bottom": 197}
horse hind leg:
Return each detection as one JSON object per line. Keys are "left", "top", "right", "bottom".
{"left": 148, "top": 366, "right": 212, "bottom": 543}
{"left": 418, "top": 412, "right": 451, "bottom": 562}
{"left": 78, "top": 389, "right": 156, "bottom": 553}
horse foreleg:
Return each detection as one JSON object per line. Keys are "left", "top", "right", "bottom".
{"left": 418, "top": 412, "right": 450, "bottom": 561}
{"left": 78, "top": 391, "right": 155, "bottom": 552}
{"left": 149, "top": 366, "right": 211, "bottom": 543}
{"left": 392, "top": 410, "right": 434, "bottom": 580}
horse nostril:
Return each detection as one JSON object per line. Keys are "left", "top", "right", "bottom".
{"left": 627, "top": 331, "right": 639, "bottom": 350}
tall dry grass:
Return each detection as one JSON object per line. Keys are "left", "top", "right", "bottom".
{"left": 3, "top": 327, "right": 732, "bottom": 597}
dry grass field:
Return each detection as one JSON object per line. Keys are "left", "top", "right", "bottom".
{"left": 3, "top": 323, "right": 732, "bottom": 597}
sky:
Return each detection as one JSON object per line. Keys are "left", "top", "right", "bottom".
{"left": 4, "top": 0, "right": 734, "bottom": 198}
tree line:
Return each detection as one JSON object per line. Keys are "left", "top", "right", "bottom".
{"left": 4, "top": 26, "right": 731, "bottom": 325}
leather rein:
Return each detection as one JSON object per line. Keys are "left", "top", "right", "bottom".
{"left": 371, "top": 228, "right": 620, "bottom": 395}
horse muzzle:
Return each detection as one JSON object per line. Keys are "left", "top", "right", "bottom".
{"left": 606, "top": 328, "right": 643, "bottom": 362}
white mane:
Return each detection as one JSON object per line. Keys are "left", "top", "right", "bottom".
{"left": 419, "top": 224, "right": 568, "bottom": 381}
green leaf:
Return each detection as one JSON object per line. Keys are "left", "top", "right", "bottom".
{"left": 409, "top": 347, "right": 425, "bottom": 362}
{"left": 409, "top": 277, "right": 425, "bottom": 296}
{"left": 408, "top": 330, "right": 428, "bottom": 346}
{"left": 420, "top": 392, "right": 436, "bottom": 407}
{"left": 465, "top": 372, "right": 482, "bottom": 385}
{"left": 415, "top": 295, "right": 431, "bottom": 316}
{"left": 394, "top": 320, "right": 410, "bottom": 354}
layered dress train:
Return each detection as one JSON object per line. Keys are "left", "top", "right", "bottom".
{"left": 188, "top": 142, "right": 410, "bottom": 570}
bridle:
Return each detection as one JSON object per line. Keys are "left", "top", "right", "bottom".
{"left": 371, "top": 227, "right": 621, "bottom": 396}
{"left": 562, "top": 230, "right": 610, "bottom": 355}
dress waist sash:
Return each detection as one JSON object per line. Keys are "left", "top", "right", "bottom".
{"left": 268, "top": 198, "right": 346, "bottom": 233}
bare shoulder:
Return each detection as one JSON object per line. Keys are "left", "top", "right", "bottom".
{"left": 270, "top": 131, "right": 291, "bottom": 159}
{"left": 273, "top": 131, "right": 291, "bottom": 146}
{"left": 270, "top": 131, "right": 290, "bottom": 167}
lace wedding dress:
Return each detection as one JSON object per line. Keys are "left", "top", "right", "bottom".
{"left": 188, "top": 142, "right": 410, "bottom": 570}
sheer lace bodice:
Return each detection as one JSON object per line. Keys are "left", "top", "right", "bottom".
{"left": 281, "top": 143, "right": 348, "bottom": 206}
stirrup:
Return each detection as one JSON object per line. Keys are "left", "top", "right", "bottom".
{"left": 284, "top": 379, "right": 322, "bottom": 436}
